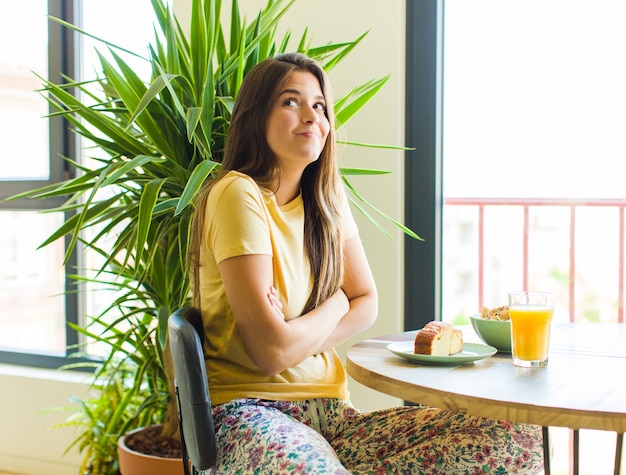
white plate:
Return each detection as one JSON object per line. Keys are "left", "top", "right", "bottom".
{"left": 387, "top": 340, "right": 497, "bottom": 365}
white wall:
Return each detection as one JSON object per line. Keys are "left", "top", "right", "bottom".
{"left": 0, "top": 365, "right": 90, "bottom": 475}
{"left": 0, "top": 1, "right": 406, "bottom": 473}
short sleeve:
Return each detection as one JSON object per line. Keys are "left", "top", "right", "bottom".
{"left": 205, "top": 173, "right": 273, "bottom": 263}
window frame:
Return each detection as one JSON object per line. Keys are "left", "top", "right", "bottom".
{"left": 404, "top": 0, "right": 444, "bottom": 330}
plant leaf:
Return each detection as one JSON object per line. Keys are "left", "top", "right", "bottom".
{"left": 175, "top": 159, "right": 220, "bottom": 215}
{"left": 135, "top": 179, "right": 166, "bottom": 266}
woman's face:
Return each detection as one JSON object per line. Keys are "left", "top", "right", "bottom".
{"left": 266, "top": 71, "right": 330, "bottom": 174}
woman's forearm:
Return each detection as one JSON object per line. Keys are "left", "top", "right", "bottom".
{"left": 314, "top": 291, "right": 378, "bottom": 354}
{"left": 250, "top": 288, "right": 349, "bottom": 375}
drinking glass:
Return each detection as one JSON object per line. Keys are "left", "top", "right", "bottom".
{"left": 508, "top": 291, "right": 554, "bottom": 367}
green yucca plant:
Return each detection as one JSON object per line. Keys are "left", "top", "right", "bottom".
{"left": 8, "top": 0, "right": 418, "bottom": 472}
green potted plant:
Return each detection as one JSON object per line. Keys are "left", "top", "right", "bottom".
{"left": 8, "top": 0, "right": 418, "bottom": 473}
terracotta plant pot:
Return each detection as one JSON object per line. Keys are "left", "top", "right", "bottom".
{"left": 118, "top": 426, "right": 184, "bottom": 475}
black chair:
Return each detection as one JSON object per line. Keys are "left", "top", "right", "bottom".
{"left": 168, "top": 306, "right": 218, "bottom": 474}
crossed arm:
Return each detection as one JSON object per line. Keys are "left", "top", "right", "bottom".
{"left": 218, "top": 235, "right": 378, "bottom": 375}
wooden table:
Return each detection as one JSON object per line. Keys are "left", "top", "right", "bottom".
{"left": 346, "top": 323, "right": 626, "bottom": 475}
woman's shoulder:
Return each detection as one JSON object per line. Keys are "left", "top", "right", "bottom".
{"left": 211, "top": 171, "right": 262, "bottom": 197}
{"left": 209, "top": 171, "right": 268, "bottom": 208}
{"left": 214, "top": 170, "right": 257, "bottom": 190}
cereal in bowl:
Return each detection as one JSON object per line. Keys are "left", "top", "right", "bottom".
{"left": 480, "top": 305, "right": 510, "bottom": 321}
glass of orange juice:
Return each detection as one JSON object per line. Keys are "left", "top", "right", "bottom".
{"left": 508, "top": 291, "right": 554, "bottom": 367}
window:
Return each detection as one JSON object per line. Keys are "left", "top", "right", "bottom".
{"left": 405, "top": 1, "right": 626, "bottom": 472}
{"left": 0, "top": 1, "right": 69, "bottom": 365}
{"left": 0, "top": 2, "right": 51, "bottom": 184}
{"left": 441, "top": 0, "right": 626, "bottom": 324}
{"left": 405, "top": 0, "right": 626, "bottom": 327}
{"left": 0, "top": 0, "right": 160, "bottom": 367}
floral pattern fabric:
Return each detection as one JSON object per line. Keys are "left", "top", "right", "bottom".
{"left": 207, "top": 398, "right": 543, "bottom": 475}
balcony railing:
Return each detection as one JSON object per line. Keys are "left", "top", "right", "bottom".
{"left": 445, "top": 197, "right": 626, "bottom": 324}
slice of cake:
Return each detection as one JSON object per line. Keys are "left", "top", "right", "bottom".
{"left": 414, "top": 321, "right": 463, "bottom": 356}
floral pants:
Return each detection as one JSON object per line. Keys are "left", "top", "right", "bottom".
{"left": 207, "top": 398, "right": 543, "bottom": 475}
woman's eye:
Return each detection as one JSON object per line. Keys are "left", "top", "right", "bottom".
{"left": 314, "top": 102, "right": 326, "bottom": 111}
{"left": 283, "top": 98, "right": 298, "bottom": 107}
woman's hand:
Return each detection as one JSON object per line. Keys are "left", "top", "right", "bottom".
{"left": 267, "top": 286, "right": 285, "bottom": 318}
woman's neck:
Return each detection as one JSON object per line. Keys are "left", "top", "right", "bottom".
{"left": 272, "top": 168, "right": 304, "bottom": 206}
{"left": 274, "top": 183, "right": 300, "bottom": 206}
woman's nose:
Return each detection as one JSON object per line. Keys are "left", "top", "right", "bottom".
{"left": 302, "top": 104, "right": 319, "bottom": 124}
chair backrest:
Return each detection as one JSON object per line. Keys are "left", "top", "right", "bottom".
{"left": 168, "top": 306, "right": 217, "bottom": 471}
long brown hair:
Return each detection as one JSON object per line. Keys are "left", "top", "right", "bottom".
{"left": 188, "top": 52, "right": 344, "bottom": 313}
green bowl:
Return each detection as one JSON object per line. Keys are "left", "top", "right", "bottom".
{"left": 469, "top": 314, "right": 511, "bottom": 352}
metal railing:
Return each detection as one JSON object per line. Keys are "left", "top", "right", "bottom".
{"left": 445, "top": 197, "right": 626, "bottom": 323}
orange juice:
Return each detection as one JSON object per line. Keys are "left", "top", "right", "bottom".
{"left": 509, "top": 305, "right": 553, "bottom": 362}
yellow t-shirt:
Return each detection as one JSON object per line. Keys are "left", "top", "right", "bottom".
{"left": 199, "top": 171, "right": 359, "bottom": 405}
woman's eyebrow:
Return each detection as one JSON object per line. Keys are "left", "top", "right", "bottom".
{"left": 279, "top": 88, "right": 301, "bottom": 96}
{"left": 279, "top": 88, "right": 325, "bottom": 101}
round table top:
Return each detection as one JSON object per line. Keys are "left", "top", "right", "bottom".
{"left": 346, "top": 322, "right": 626, "bottom": 431}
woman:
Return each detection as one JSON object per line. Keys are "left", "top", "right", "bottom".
{"left": 188, "top": 52, "right": 543, "bottom": 474}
